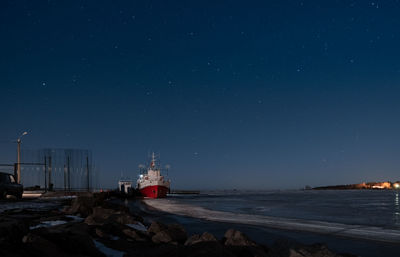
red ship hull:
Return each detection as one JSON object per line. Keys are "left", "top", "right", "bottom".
{"left": 140, "top": 185, "right": 169, "bottom": 198}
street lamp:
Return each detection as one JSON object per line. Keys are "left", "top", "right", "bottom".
{"left": 17, "top": 131, "right": 28, "bottom": 183}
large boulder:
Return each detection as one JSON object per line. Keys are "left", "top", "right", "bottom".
{"left": 31, "top": 223, "right": 104, "bottom": 257}
{"left": 292, "top": 244, "right": 338, "bottom": 257}
{"left": 122, "top": 228, "right": 148, "bottom": 242}
{"left": 185, "top": 234, "right": 201, "bottom": 246}
{"left": 65, "top": 193, "right": 111, "bottom": 217}
{"left": 184, "top": 232, "right": 218, "bottom": 246}
{"left": 223, "top": 229, "right": 269, "bottom": 257}
{"left": 152, "top": 224, "right": 187, "bottom": 244}
{"left": 84, "top": 207, "right": 115, "bottom": 225}
{"left": 268, "top": 240, "right": 348, "bottom": 257}
{"left": 108, "top": 212, "right": 139, "bottom": 225}
{"left": 93, "top": 207, "right": 116, "bottom": 220}
{"left": 84, "top": 215, "right": 98, "bottom": 226}
{"left": 223, "top": 229, "right": 257, "bottom": 247}
{"left": 147, "top": 221, "right": 168, "bottom": 234}
{"left": 152, "top": 230, "right": 176, "bottom": 244}
{"left": 84, "top": 206, "right": 141, "bottom": 226}
{"left": 67, "top": 196, "right": 96, "bottom": 217}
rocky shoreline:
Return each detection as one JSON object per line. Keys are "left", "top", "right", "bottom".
{"left": 0, "top": 192, "right": 356, "bottom": 257}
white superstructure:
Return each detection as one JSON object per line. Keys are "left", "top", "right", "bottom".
{"left": 137, "top": 153, "right": 170, "bottom": 198}
{"left": 137, "top": 153, "right": 170, "bottom": 189}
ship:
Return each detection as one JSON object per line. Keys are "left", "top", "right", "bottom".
{"left": 137, "top": 153, "right": 170, "bottom": 198}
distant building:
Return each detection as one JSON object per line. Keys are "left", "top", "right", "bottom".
{"left": 370, "top": 182, "right": 391, "bottom": 189}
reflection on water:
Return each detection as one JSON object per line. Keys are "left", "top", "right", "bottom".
{"left": 394, "top": 192, "right": 400, "bottom": 226}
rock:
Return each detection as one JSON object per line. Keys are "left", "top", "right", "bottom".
{"left": 269, "top": 240, "right": 346, "bottom": 257}
{"left": 67, "top": 196, "right": 95, "bottom": 217}
{"left": 84, "top": 215, "right": 98, "bottom": 226}
{"left": 224, "top": 229, "right": 235, "bottom": 239}
{"left": 185, "top": 232, "right": 218, "bottom": 246}
{"left": 122, "top": 228, "right": 148, "bottom": 242}
{"left": 84, "top": 207, "right": 115, "bottom": 225}
{"left": 95, "top": 227, "right": 111, "bottom": 239}
{"left": 22, "top": 233, "right": 73, "bottom": 257}
{"left": 289, "top": 244, "right": 340, "bottom": 257}
{"left": 224, "top": 229, "right": 257, "bottom": 247}
{"left": 200, "top": 232, "right": 217, "bottom": 242}
{"left": 167, "top": 224, "right": 187, "bottom": 243}
{"left": 31, "top": 223, "right": 105, "bottom": 257}
{"left": 0, "top": 217, "right": 28, "bottom": 243}
{"left": 93, "top": 207, "right": 116, "bottom": 220}
{"left": 85, "top": 207, "right": 141, "bottom": 226}
{"left": 152, "top": 224, "right": 187, "bottom": 244}
{"left": 184, "top": 234, "right": 201, "bottom": 246}
{"left": 152, "top": 230, "right": 175, "bottom": 244}
{"left": 147, "top": 221, "right": 168, "bottom": 234}
{"left": 223, "top": 229, "right": 269, "bottom": 257}
{"left": 108, "top": 212, "right": 139, "bottom": 225}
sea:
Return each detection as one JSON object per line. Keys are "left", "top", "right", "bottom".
{"left": 129, "top": 190, "right": 400, "bottom": 257}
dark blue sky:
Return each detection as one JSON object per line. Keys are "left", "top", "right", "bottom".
{"left": 1, "top": 0, "right": 400, "bottom": 189}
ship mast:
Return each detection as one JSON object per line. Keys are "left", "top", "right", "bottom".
{"left": 150, "top": 152, "right": 156, "bottom": 169}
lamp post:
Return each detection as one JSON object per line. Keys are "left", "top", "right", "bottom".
{"left": 17, "top": 131, "right": 28, "bottom": 183}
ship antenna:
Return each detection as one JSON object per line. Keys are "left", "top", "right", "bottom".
{"left": 151, "top": 152, "right": 156, "bottom": 168}
{"left": 165, "top": 164, "right": 171, "bottom": 177}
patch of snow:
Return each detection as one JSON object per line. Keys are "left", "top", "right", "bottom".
{"left": 127, "top": 222, "right": 147, "bottom": 232}
{"left": 144, "top": 199, "right": 400, "bottom": 244}
{"left": 94, "top": 240, "right": 125, "bottom": 257}
{"left": 65, "top": 215, "right": 84, "bottom": 222}
{"left": 30, "top": 220, "right": 68, "bottom": 230}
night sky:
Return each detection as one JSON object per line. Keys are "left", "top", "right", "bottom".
{"left": 1, "top": 0, "right": 400, "bottom": 189}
